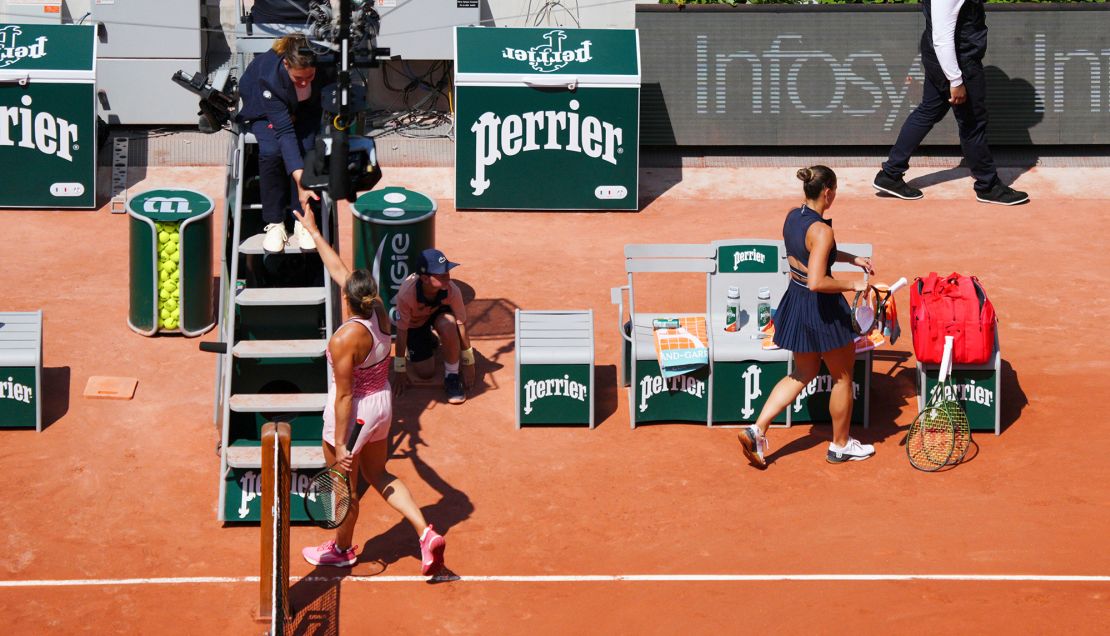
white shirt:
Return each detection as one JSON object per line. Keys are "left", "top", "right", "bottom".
{"left": 931, "top": 0, "right": 966, "bottom": 88}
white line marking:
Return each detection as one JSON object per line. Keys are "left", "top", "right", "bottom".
{"left": 0, "top": 574, "right": 1108, "bottom": 588}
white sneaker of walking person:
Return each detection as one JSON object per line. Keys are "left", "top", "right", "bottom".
{"left": 262, "top": 222, "right": 288, "bottom": 253}
{"left": 826, "top": 437, "right": 876, "bottom": 464}
{"left": 292, "top": 219, "right": 316, "bottom": 251}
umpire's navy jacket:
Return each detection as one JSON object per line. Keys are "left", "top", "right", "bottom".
{"left": 238, "top": 49, "right": 326, "bottom": 174}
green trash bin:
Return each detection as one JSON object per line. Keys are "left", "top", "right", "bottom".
{"left": 127, "top": 189, "right": 215, "bottom": 337}
{"left": 352, "top": 187, "right": 437, "bottom": 326}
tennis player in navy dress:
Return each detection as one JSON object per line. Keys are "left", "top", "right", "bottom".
{"left": 738, "top": 166, "right": 878, "bottom": 467}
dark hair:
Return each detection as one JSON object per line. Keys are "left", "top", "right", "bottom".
{"left": 796, "top": 165, "right": 837, "bottom": 200}
{"left": 271, "top": 34, "right": 315, "bottom": 70}
{"left": 344, "top": 269, "right": 380, "bottom": 319}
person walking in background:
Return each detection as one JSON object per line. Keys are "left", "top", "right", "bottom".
{"left": 873, "top": 0, "right": 1029, "bottom": 206}
{"left": 738, "top": 167, "right": 876, "bottom": 468}
{"left": 238, "top": 34, "right": 324, "bottom": 253}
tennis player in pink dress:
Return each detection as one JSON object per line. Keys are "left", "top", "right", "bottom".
{"left": 295, "top": 208, "right": 445, "bottom": 576}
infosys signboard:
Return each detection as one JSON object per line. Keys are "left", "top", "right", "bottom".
{"left": 454, "top": 27, "right": 640, "bottom": 210}
{"left": 0, "top": 23, "right": 96, "bottom": 208}
{"left": 636, "top": 5, "right": 1110, "bottom": 146}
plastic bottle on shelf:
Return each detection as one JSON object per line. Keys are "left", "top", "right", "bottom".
{"left": 724, "top": 286, "right": 741, "bottom": 332}
{"left": 757, "top": 287, "right": 772, "bottom": 331}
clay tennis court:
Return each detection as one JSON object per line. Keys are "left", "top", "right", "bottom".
{"left": 2, "top": 154, "right": 1109, "bottom": 634}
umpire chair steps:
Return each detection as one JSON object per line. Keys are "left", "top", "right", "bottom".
{"left": 213, "top": 129, "right": 342, "bottom": 523}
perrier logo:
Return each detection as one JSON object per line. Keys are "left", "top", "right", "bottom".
{"left": 502, "top": 30, "right": 592, "bottom": 74}
{"left": 469, "top": 99, "right": 624, "bottom": 197}
{"left": 0, "top": 26, "right": 48, "bottom": 69}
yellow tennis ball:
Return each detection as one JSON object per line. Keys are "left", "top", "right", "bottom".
{"left": 159, "top": 269, "right": 169, "bottom": 282}
{"left": 159, "top": 287, "right": 170, "bottom": 300}
{"left": 165, "top": 318, "right": 179, "bottom": 330}
{"left": 160, "top": 307, "right": 171, "bottom": 320}
{"left": 158, "top": 231, "right": 170, "bottom": 244}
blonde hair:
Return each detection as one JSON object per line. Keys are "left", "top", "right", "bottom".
{"left": 271, "top": 34, "right": 314, "bottom": 70}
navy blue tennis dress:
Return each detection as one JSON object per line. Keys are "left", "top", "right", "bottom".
{"left": 772, "top": 205, "right": 857, "bottom": 353}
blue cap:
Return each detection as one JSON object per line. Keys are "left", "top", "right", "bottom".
{"left": 417, "top": 248, "right": 459, "bottom": 275}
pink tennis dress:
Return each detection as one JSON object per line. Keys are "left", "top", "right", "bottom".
{"left": 321, "top": 315, "right": 392, "bottom": 454}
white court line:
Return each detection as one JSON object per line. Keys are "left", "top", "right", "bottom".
{"left": 1, "top": 574, "right": 1109, "bottom": 588}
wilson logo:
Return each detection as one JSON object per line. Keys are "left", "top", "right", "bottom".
{"left": 502, "top": 30, "right": 592, "bottom": 73}
{"left": 0, "top": 26, "right": 47, "bottom": 69}
{"left": 469, "top": 99, "right": 623, "bottom": 197}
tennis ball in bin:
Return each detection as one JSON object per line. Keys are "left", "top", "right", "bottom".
{"left": 165, "top": 318, "right": 179, "bottom": 330}
{"left": 158, "top": 231, "right": 170, "bottom": 244}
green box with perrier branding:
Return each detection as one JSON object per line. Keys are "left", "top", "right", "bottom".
{"left": 0, "top": 24, "right": 96, "bottom": 209}
{"left": 454, "top": 27, "right": 640, "bottom": 211}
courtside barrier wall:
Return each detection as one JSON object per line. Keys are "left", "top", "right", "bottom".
{"left": 637, "top": 4, "right": 1110, "bottom": 146}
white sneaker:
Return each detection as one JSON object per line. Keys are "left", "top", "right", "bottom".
{"left": 827, "top": 437, "right": 875, "bottom": 463}
{"left": 293, "top": 220, "right": 316, "bottom": 251}
{"left": 262, "top": 223, "right": 288, "bottom": 253}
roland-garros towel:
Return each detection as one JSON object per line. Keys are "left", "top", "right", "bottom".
{"left": 654, "top": 317, "right": 709, "bottom": 379}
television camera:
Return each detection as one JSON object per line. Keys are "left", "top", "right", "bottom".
{"left": 171, "top": 0, "right": 390, "bottom": 202}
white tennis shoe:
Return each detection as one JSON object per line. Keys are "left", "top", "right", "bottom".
{"left": 827, "top": 437, "right": 875, "bottom": 463}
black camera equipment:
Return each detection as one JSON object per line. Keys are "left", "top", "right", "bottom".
{"left": 171, "top": 68, "right": 239, "bottom": 134}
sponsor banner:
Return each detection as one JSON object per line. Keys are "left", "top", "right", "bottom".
{"left": 923, "top": 367, "right": 998, "bottom": 432}
{"left": 455, "top": 27, "right": 640, "bottom": 210}
{"left": 637, "top": 5, "right": 1110, "bottom": 145}
{"left": 717, "top": 245, "right": 779, "bottom": 274}
{"left": 0, "top": 367, "right": 37, "bottom": 428}
{"left": 790, "top": 358, "right": 868, "bottom": 425}
{"left": 519, "top": 363, "right": 591, "bottom": 426}
{"left": 634, "top": 360, "right": 709, "bottom": 424}
{"left": 0, "top": 24, "right": 95, "bottom": 208}
{"left": 712, "top": 361, "right": 789, "bottom": 424}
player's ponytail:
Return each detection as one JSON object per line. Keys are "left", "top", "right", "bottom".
{"left": 344, "top": 269, "right": 380, "bottom": 320}
{"left": 797, "top": 165, "right": 837, "bottom": 200}
{"left": 272, "top": 34, "right": 314, "bottom": 70}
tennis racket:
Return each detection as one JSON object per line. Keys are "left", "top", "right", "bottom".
{"left": 303, "top": 419, "right": 365, "bottom": 529}
{"left": 851, "top": 272, "right": 875, "bottom": 334}
{"left": 906, "top": 336, "right": 968, "bottom": 471}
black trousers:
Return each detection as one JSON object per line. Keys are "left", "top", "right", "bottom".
{"left": 882, "top": 62, "right": 999, "bottom": 193}
{"left": 251, "top": 119, "right": 316, "bottom": 225}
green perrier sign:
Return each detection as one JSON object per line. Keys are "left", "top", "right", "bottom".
{"left": 454, "top": 27, "right": 641, "bottom": 211}
{"left": 0, "top": 24, "right": 96, "bottom": 208}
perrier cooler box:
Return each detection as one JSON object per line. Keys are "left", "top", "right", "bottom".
{"left": 454, "top": 26, "right": 640, "bottom": 211}
{"left": 0, "top": 24, "right": 96, "bottom": 209}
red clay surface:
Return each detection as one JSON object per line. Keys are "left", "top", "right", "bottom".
{"left": 2, "top": 164, "right": 1109, "bottom": 634}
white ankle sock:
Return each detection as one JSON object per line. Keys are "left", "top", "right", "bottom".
{"left": 420, "top": 527, "right": 431, "bottom": 541}
{"left": 444, "top": 361, "right": 459, "bottom": 376}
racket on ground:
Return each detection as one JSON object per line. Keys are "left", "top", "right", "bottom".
{"left": 303, "top": 419, "right": 364, "bottom": 529}
{"left": 906, "top": 336, "right": 964, "bottom": 471}
{"left": 851, "top": 272, "right": 875, "bottom": 334}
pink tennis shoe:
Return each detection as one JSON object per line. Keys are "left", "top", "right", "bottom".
{"left": 302, "top": 539, "right": 357, "bottom": 567}
{"left": 419, "top": 525, "right": 446, "bottom": 576}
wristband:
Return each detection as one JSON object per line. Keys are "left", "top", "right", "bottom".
{"left": 460, "top": 347, "right": 475, "bottom": 366}
{"left": 393, "top": 356, "right": 407, "bottom": 372}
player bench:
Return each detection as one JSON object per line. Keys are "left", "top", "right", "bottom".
{"left": 612, "top": 241, "right": 874, "bottom": 428}
{"left": 0, "top": 311, "right": 43, "bottom": 431}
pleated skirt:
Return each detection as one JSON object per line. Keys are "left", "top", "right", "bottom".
{"left": 772, "top": 281, "right": 857, "bottom": 353}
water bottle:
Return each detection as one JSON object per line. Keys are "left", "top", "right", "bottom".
{"left": 757, "top": 287, "right": 772, "bottom": 331}
{"left": 724, "top": 286, "right": 741, "bottom": 332}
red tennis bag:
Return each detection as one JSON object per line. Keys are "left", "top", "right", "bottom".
{"left": 910, "top": 272, "right": 997, "bottom": 364}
